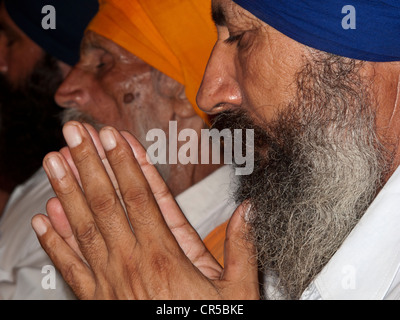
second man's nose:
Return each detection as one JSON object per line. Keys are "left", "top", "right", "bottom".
{"left": 55, "top": 67, "right": 91, "bottom": 109}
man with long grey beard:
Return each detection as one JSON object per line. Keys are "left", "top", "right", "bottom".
{"left": 32, "top": 0, "right": 400, "bottom": 300}
{"left": 211, "top": 53, "right": 390, "bottom": 298}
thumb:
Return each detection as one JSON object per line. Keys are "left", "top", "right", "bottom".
{"left": 221, "top": 203, "right": 260, "bottom": 299}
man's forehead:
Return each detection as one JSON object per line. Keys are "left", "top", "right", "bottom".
{"left": 81, "top": 31, "right": 110, "bottom": 51}
{"left": 80, "top": 30, "right": 130, "bottom": 58}
{"left": 80, "top": 30, "right": 149, "bottom": 67}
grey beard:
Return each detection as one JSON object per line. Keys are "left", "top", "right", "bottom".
{"left": 213, "top": 53, "right": 391, "bottom": 299}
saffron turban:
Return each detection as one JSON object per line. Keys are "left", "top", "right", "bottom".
{"left": 233, "top": 0, "right": 400, "bottom": 62}
{"left": 87, "top": 0, "right": 217, "bottom": 123}
{"left": 4, "top": 0, "right": 99, "bottom": 65}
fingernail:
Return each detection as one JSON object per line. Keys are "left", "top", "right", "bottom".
{"left": 100, "top": 128, "right": 117, "bottom": 151}
{"left": 243, "top": 203, "right": 252, "bottom": 222}
{"left": 32, "top": 216, "right": 48, "bottom": 236}
{"left": 46, "top": 155, "right": 66, "bottom": 180}
{"left": 63, "top": 124, "right": 82, "bottom": 148}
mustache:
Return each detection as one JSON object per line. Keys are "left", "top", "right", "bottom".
{"left": 211, "top": 109, "right": 284, "bottom": 174}
{"left": 60, "top": 108, "right": 104, "bottom": 132}
{"left": 212, "top": 110, "right": 271, "bottom": 146}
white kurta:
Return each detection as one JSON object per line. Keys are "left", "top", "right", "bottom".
{"left": 301, "top": 165, "right": 400, "bottom": 300}
{"left": 0, "top": 168, "right": 75, "bottom": 299}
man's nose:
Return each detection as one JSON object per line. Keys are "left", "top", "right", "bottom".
{"left": 0, "top": 33, "right": 9, "bottom": 73}
{"left": 55, "top": 67, "right": 90, "bottom": 109}
{"left": 196, "top": 42, "right": 242, "bottom": 115}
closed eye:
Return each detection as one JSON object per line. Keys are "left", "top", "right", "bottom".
{"left": 224, "top": 33, "right": 244, "bottom": 45}
{"left": 96, "top": 52, "right": 113, "bottom": 71}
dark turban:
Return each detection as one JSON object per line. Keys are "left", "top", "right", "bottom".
{"left": 234, "top": 0, "right": 400, "bottom": 62}
{"left": 4, "top": 0, "right": 99, "bottom": 65}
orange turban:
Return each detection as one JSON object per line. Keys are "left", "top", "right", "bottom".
{"left": 87, "top": 0, "right": 216, "bottom": 123}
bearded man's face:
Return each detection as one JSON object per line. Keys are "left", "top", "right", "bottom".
{"left": 200, "top": 0, "right": 392, "bottom": 299}
{"left": 213, "top": 52, "right": 391, "bottom": 299}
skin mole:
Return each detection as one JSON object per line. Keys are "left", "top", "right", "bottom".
{"left": 123, "top": 91, "right": 141, "bottom": 104}
{"left": 123, "top": 93, "right": 135, "bottom": 104}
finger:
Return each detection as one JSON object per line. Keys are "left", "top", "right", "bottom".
{"left": 46, "top": 197, "right": 85, "bottom": 262}
{"left": 60, "top": 122, "right": 106, "bottom": 186}
{"left": 43, "top": 151, "right": 107, "bottom": 269}
{"left": 99, "top": 126, "right": 177, "bottom": 246}
{"left": 62, "top": 121, "right": 134, "bottom": 248}
{"left": 82, "top": 123, "right": 106, "bottom": 160}
{"left": 72, "top": 122, "right": 124, "bottom": 209}
{"left": 31, "top": 214, "right": 96, "bottom": 299}
{"left": 60, "top": 123, "right": 125, "bottom": 208}
{"left": 221, "top": 203, "right": 260, "bottom": 299}
{"left": 121, "top": 131, "right": 222, "bottom": 276}
{"left": 121, "top": 131, "right": 200, "bottom": 234}
{"left": 59, "top": 147, "right": 81, "bottom": 187}
{"left": 84, "top": 123, "right": 124, "bottom": 208}
{"left": 61, "top": 127, "right": 123, "bottom": 205}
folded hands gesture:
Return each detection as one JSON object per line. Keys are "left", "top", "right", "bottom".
{"left": 31, "top": 121, "right": 259, "bottom": 300}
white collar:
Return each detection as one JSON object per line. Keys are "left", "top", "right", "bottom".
{"left": 175, "top": 165, "right": 237, "bottom": 239}
{"left": 309, "top": 165, "right": 400, "bottom": 299}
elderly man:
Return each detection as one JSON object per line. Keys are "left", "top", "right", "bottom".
{"left": 32, "top": 0, "right": 400, "bottom": 300}
{"left": 54, "top": 0, "right": 234, "bottom": 258}
{"left": 0, "top": 0, "right": 98, "bottom": 299}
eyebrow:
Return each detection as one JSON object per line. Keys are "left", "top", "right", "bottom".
{"left": 211, "top": 3, "right": 227, "bottom": 26}
{"left": 81, "top": 41, "right": 102, "bottom": 52}
{"left": 80, "top": 37, "right": 109, "bottom": 55}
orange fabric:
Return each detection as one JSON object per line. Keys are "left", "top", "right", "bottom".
{"left": 203, "top": 220, "right": 229, "bottom": 267}
{"left": 88, "top": 0, "right": 216, "bottom": 124}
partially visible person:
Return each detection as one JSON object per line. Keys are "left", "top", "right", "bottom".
{"left": 0, "top": 0, "right": 98, "bottom": 299}
{"left": 0, "top": 0, "right": 66, "bottom": 213}
{"left": 55, "top": 0, "right": 235, "bottom": 254}
{"left": 32, "top": 0, "right": 400, "bottom": 300}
